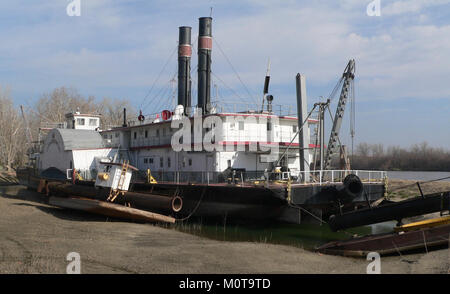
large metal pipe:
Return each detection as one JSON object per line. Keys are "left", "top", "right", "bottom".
{"left": 178, "top": 26, "right": 192, "bottom": 115}
{"left": 329, "top": 191, "right": 450, "bottom": 231}
{"left": 197, "top": 17, "right": 212, "bottom": 115}
{"left": 48, "top": 183, "right": 183, "bottom": 215}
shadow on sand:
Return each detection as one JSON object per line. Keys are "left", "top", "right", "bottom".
{"left": 0, "top": 185, "right": 126, "bottom": 223}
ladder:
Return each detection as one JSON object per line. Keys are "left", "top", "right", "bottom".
{"left": 107, "top": 161, "right": 129, "bottom": 202}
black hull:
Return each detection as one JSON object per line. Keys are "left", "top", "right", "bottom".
{"left": 16, "top": 168, "right": 386, "bottom": 223}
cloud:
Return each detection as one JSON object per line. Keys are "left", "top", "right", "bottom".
{"left": 383, "top": 0, "right": 450, "bottom": 16}
{"left": 1, "top": 0, "right": 450, "bottom": 107}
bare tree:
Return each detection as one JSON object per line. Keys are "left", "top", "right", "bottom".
{"left": 96, "top": 97, "right": 136, "bottom": 129}
{"left": 0, "top": 87, "right": 27, "bottom": 171}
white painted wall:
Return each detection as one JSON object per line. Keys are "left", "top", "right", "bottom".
{"left": 72, "top": 149, "right": 116, "bottom": 171}
{"left": 66, "top": 115, "right": 100, "bottom": 130}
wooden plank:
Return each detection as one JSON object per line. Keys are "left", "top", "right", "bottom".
{"left": 49, "top": 196, "right": 175, "bottom": 224}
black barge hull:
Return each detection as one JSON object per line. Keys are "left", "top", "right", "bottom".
{"left": 17, "top": 168, "right": 386, "bottom": 223}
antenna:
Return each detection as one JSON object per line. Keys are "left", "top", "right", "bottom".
{"left": 210, "top": 7, "right": 213, "bottom": 17}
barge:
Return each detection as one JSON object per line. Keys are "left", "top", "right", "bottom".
{"left": 17, "top": 16, "right": 386, "bottom": 223}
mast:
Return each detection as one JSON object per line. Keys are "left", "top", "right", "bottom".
{"left": 261, "top": 59, "right": 271, "bottom": 112}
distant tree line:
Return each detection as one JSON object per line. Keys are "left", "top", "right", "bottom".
{"left": 0, "top": 86, "right": 135, "bottom": 171}
{"left": 350, "top": 142, "right": 450, "bottom": 171}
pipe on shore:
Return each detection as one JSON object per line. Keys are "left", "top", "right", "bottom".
{"left": 47, "top": 183, "right": 183, "bottom": 215}
{"left": 329, "top": 191, "right": 450, "bottom": 231}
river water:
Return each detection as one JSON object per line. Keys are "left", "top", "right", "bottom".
{"left": 387, "top": 171, "right": 450, "bottom": 182}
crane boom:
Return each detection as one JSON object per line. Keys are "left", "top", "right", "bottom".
{"left": 323, "top": 59, "right": 355, "bottom": 170}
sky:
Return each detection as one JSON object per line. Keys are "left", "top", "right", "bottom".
{"left": 0, "top": 0, "right": 449, "bottom": 149}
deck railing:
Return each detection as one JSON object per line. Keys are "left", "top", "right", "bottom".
{"left": 61, "top": 168, "right": 386, "bottom": 187}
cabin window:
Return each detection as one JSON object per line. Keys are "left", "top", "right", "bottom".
{"left": 160, "top": 157, "right": 163, "bottom": 168}
{"left": 293, "top": 125, "right": 298, "bottom": 133}
{"left": 144, "top": 158, "right": 148, "bottom": 164}
{"left": 167, "top": 157, "right": 171, "bottom": 168}
{"left": 69, "top": 160, "right": 73, "bottom": 169}
{"left": 238, "top": 121, "right": 244, "bottom": 130}
{"left": 145, "top": 130, "right": 148, "bottom": 138}
{"left": 267, "top": 122, "right": 272, "bottom": 131}
{"left": 103, "top": 134, "right": 108, "bottom": 139}
{"left": 156, "top": 129, "right": 160, "bottom": 137}
{"left": 227, "top": 160, "right": 231, "bottom": 168}
{"left": 115, "top": 132, "right": 119, "bottom": 138}
{"left": 149, "top": 158, "right": 154, "bottom": 164}
{"left": 188, "top": 159, "right": 192, "bottom": 166}
{"left": 89, "top": 119, "right": 98, "bottom": 126}
{"left": 182, "top": 158, "right": 186, "bottom": 168}
{"left": 230, "top": 123, "right": 235, "bottom": 130}
{"left": 77, "top": 118, "right": 85, "bottom": 126}
{"left": 134, "top": 132, "right": 137, "bottom": 139}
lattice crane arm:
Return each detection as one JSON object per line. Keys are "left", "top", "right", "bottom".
{"left": 323, "top": 59, "right": 355, "bottom": 170}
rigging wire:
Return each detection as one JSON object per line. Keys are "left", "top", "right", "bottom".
{"left": 212, "top": 37, "right": 259, "bottom": 107}
{"left": 142, "top": 69, "right": 177, "bottom": 115}
{"left": 149, "top": 71, "right": 178, "bottom": 114}
{"left": 211, "top": 71, "right": 245, "bottom": 101}
{"left": 139, "top": 45, "right": 178, "bottom": 112}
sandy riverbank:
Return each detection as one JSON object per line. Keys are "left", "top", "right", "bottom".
{"left": 0, "top": 185, "right": 448, "bottom": 274}
{"left": 388, "top": 178, "right": 450, "bottom": 201}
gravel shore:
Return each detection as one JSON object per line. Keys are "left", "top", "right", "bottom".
{"left": 0, "top": 185, "right": 448, "bottom": 274}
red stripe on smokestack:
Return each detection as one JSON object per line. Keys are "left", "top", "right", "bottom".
{"left": 198, "top": 36, "right": 212, "bottom": 50}
{"left": 178, "top": 44, "right": 192, "bottom": 57}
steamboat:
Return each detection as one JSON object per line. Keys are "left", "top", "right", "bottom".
{"left": 17, "top": 16, "right": 387, "bottom": 224}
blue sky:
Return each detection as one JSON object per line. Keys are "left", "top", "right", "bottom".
{"left": 0, "top": 0, "right": 449, "bottom": 149}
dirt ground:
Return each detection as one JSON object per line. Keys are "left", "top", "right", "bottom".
{"left": 388, "top": 179, "right": 450, "bottom": 201}
{"left": 0, "top": 185, "right": 449, "bottom": 274}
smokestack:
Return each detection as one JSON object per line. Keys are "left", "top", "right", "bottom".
{"left": 178, "top": 26, "right": 192, "bottom": 115}
{"left": 197, "top": 17, "right": 212, "bottom": 115}
{"left": 123, "top": 108, "right": 127, "bottom": 127}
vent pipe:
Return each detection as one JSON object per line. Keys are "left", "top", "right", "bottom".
{"left": 178, "top": 26, "right": 192, "bottom": 115}
{"left": 123, "top": 108, "right": 127, "bottom": 127}
{"left": 197, "top": 17, "right": 212, "bottom": 115}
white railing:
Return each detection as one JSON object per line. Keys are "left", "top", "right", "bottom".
{"left": 61, "top": 168, "right": 386, "bottom": 187}
{"left": 296, "top": 170, "right": 387, "bottom": 185}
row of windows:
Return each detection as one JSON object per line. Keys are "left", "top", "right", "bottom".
{"left": 142, "top": 157, "right": 192, "bottom": 168}
{"left": 229, "top": 122, "right": 297, "bottom": 133}
{"left": 132, "top": 124, "right": 297, "bottom": 140}
{"left": 76, "top": 118, "right": 98, "bottom": 127}
{"left": 134, "top": 128, "right": 172, "bottom": 140}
